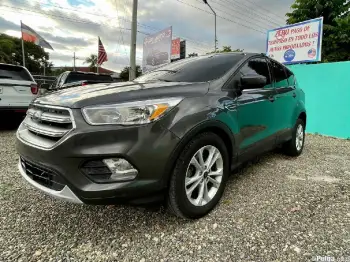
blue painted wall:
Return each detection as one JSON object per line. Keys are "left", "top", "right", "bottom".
{"left": 288, "top": 62, "right": 350, "bottom": 139}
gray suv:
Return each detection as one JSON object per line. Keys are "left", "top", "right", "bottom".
{"left": 16, "top": 53, "right": 306, "bottom": 219}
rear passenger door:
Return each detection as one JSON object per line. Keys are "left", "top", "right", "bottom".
{"left": 269, "top": 59, "right": 298, "bottom": 142}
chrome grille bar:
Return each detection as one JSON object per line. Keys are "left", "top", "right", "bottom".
{"left": 23, "top": 117, "right": 69, "bottom": 137}
{"left": 17, "top": 104, "right": 75, "bottom": 150}
{"left": 27, "top": 108, "right": 72, "bottom": 124}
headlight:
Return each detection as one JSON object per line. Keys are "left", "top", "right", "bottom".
{"left": 82, "top": 97, "right": 183, "bottom": 125}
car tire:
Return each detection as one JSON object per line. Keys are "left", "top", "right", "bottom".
{"left": 167, "top": 132, "right": 229, "bottom": 219}
{"left": 282, "top": 118, "right": 305, "bottom": 156}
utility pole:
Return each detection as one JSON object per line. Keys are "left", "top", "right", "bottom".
{"left": 129, "top": 0, "right": 138, "bottom": 81}
{"left": 203, "top": 0, "right": 217, "bottom": 53}
{"left": 21, "top": 20, "right": 26, "bottom": 67}
{"left": 73, "top": 52, "right": 76, "bottom": 71}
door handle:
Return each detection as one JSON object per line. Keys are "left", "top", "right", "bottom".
{"left": 292, "top": 93, "right": 296, "bottom": 98}
{"left": 268, "top": 96, "right": 275, "bottom": 102}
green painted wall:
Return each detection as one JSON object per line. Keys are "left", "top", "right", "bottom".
{"left": 288, "top": 62, "right": 350, "bottom": 139}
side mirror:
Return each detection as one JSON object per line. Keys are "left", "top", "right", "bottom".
{"left": 240, "top": 75, "right": 267, "bottom": 90}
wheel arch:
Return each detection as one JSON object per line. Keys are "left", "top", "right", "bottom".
{"left": 298, "top": 111, "right": 307, "bottom": 128}
{"left": 162, "top": 120, "right": 236, "bottom": 188}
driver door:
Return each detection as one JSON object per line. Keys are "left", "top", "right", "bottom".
{"left": 235, "top": 57, "right": 278, "bottom": 160}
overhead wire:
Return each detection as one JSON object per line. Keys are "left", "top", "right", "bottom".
{"left": 174, "top": 0, "right": 266, "bottom": 34}
{"left": 8, "top": 0, "right": 214, "bottom": 54}
{"left": 234, "top": 0, "right": 288, "bottom": 21}
{"left": 2, "top": 0, "right": 223, "bottom": 55}
{"left": 212, "top": 0, "right": 283, "bottom": 28}
{"left": 193, "top": 0, "right": 275, "bottom": 31}
{"left": 216, "top": 0, "right": 285, "bottom": 26}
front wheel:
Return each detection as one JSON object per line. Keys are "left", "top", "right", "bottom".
{"left": 282, "top": 118, "right": 305, "bottom": 156}
{"left": 167, "top": 132, "right": 229, "bottom": 219}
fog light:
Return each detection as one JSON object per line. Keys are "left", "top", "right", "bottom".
{"left": 103, "top": 158, "right": 138, "bottom": 181}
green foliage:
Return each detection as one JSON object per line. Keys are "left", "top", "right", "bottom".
{"left": 286, "top": 0, "right": 350, "bottom": 62}
{"left": 51, "top": 67, "right": 72, "bottom": 76}
{"left": 84, "top": 54, "right": 97, "bottom": 69}
{"left": 188, "top": 52, "right": 198, "bottom": 57}
{"left": 207, "top": 46, "right": 244, "bottom": 54}
{"left": 119, "top": 65, "right": 142, "bottom": 81}
{"left": 0, "top": 34, "right": 52, "bottom": 74}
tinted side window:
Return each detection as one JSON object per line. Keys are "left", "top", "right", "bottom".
{"left": 239, "top": 57, "right": 272, "bottom": 88}
{"left": 65, "top": 74, "right": 112, "bottom": 83}
{"left": 0, "top": 65, "right": 32, "bottom": 81}
{"left": 270, "top": 60, "right": 289, "bottom": 88}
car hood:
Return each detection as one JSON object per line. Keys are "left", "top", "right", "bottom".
{"left": 34, "top": 81, "right": 209, "bottom": 108}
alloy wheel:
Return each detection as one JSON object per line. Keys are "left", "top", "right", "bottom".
{"left": 295, "top": 124, "right": 304, "bottom": 151}
{"left": 185, "top": 145, "right": 223, "bottom": 207}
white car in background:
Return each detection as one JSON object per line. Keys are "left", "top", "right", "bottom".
{"left": 0, "top": 63, "right": 38, "bottom": 114}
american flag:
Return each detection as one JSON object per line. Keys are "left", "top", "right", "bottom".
{"left": 98, "top": 37, "right": 108, "bottom": 65}
{"left": 308, "top": 48, "right": 316, "bottom": 58}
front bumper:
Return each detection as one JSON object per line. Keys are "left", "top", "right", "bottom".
{"left": 18, "top": 160, "right": 83, "bottom": 204}
{"left": 16, "top": 113, "right": 180, "bottom": 205}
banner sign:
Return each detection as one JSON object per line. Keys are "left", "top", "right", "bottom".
{"left": 171, "top": 38, "right": 180, "bottom": 60}
{"left": 142, "top": 27, "right": 172, "bottom": 73}
{"left": 266, "top": 17, "right": 323, "bottom": 64}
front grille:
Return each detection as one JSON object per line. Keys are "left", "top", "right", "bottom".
{"left": 17, "top": 104, "right": 75, "bottom": 149}
{"left": 20, "top": 158, "right": 66, "bottom": 191}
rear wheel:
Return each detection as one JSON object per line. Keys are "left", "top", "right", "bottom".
{"left": 282, "top": 118, "right": 305, "bottom": 156}
{"left": 167, "top": 132, "right": 229, "bottom": 219}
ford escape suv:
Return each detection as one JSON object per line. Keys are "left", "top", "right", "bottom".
{"left": 0, "top": 63, "right": 38, "bottom": 113}
{"left": 16, "top": 53, "right": 306, "bottom": 219}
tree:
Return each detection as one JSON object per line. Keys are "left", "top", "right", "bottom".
{"left": 119, "top": 65, "right": 142, "bottom": 81}
{"left": 0, "top": 34, "right": 52, "bottom": 74}
{"left": 207, "top": 46, "right": 244, "bottom": 54}
{"left": 51, "top": 67, "right": 72, "bottom": 76}
{"left": 84, "top": 54, "right": 97, "bottom": 71}
{"left": 188, "top": 52, "right": 198, "bottom": 57}
{"left": 286, "top": 0, "right": 350, "bottom": 62}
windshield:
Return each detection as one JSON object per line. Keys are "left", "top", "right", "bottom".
{"left": 135, "top": 54, "right": 244, "bottom": 82}
{"left": 65, "top": 73, "right": 113, "bottom": 83}
{"left": 0, "top": 64, "right": 33, "bottom": 81}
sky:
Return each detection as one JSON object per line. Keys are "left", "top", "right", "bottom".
{"left": 0, "top": 0, "right": 295, "bottom": 72}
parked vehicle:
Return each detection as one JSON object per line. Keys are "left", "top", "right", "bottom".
{"left": 0, "top": 63, "right": 38, "bottom": 113}
{"left": 146, "top": 49, "right": 169, "bottom": 66}
{"left": 41, "top": 71, "right": 114, "bottom": 93}
{"left": 16, "top": 53, "right": 306, "bottom": 219}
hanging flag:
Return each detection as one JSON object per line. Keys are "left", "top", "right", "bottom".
{"left": 21, "top": 22, "right": 54, "bottom": 50}
{"left": 97, "top": 37, "right": 108, "bottom": 65}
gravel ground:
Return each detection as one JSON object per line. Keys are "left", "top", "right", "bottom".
{"left": 0, "top": 130, "right": 349, "bottom": 262}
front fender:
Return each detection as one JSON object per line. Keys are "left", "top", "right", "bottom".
{"left": 160, "top": 96, "right": 239, "bottom": 187}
